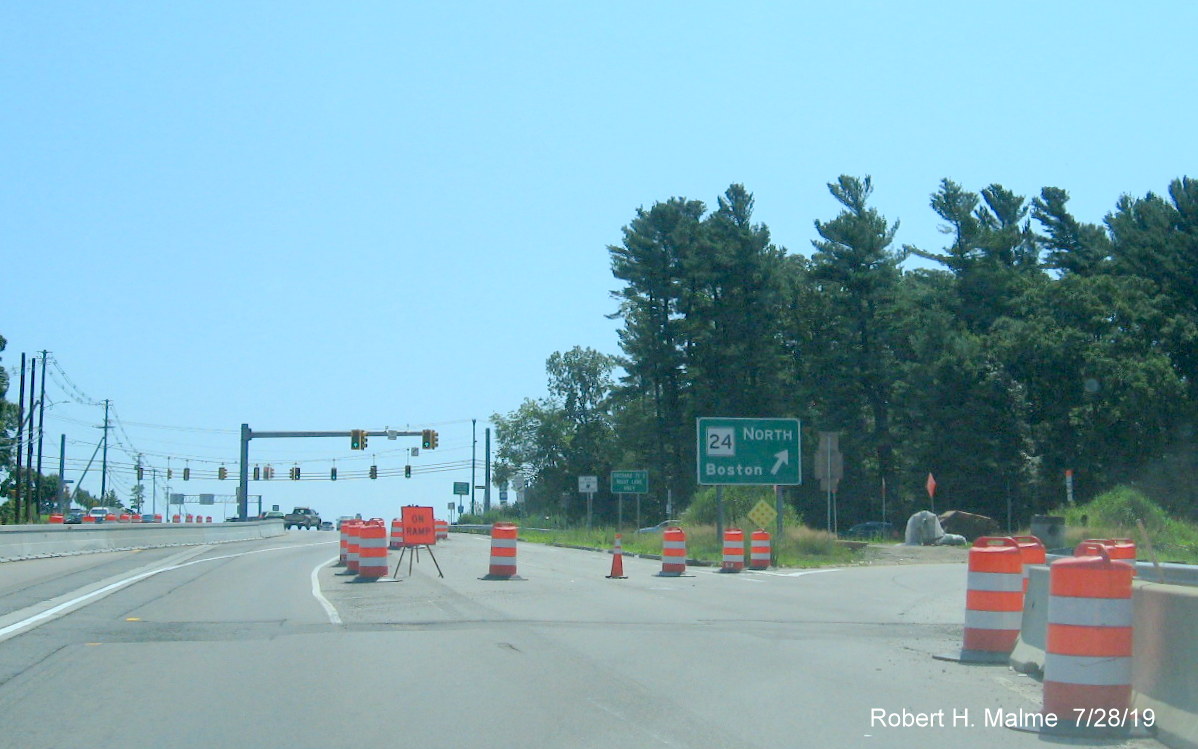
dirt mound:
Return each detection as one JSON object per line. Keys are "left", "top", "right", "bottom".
{"left": 853, "top": 543, "right": 969, "bottom": 566}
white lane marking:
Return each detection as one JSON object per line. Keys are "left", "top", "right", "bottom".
{"left": 311, "top": 556, "right": 342, "bottom": 625}
{"left": 0, "top": 540, "right": 337, "bottom": 643}
{"left": 753, "top": 568, "right": 842, "bottom": 578}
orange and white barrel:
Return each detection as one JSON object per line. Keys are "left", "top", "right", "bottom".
{"left": 390, "top": 518, "right": 405, "bottom": 550}
{"left": 749, "top": 529, "right": 771, "bottom": 570}
{"left": 171, "top": 514, "right": 180, "bottom": 523}
{"left": 961, "top": 536, "right": 1024, "bottom": 658}
{"left": 1104, "top": 538, "right": 1136, "bottom": 565}
{"left": 49, "top": 513, "right": 64, "bottom": 524}
{"left": 1084, "top": 538, "right": 1136, "bottom": 575}
{"left": 488, "top": 523, "right": 518, "bottom": 578}
{"left": 356, "top": 522, "right": 390, "bottom": 579}
{"left": 661, "top": 526, "right": 687, "bottom": 576}
{"left": 435, "top": 519, "right": 448, "bottom": 542}
{"left": 1043, "top": 542, "right": 1134, "bottom": 718}
{"left": 346, "top": 521, "right": 363, "bottom": 573}
{"left": 721, "top": 528, "right": 744, "bottom": 572}
{"left": 337, "top": 522, "right": 351, "bottom": 566}
{"left": 1014, "top": 535, "right": 1047, "bottom": 593}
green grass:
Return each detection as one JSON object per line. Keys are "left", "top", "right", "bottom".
{"left": 1051, "top": 486, "right": 1198, "bottom": 564}
{"left": 515, "top": 523, "right": 857, "bottom": 568}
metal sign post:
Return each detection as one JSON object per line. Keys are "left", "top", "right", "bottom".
{"left": 814, "top": 432, "right": 843, "bottom": 534}
{"left": 579, "top": 475, "right": 598, "bottom": 528}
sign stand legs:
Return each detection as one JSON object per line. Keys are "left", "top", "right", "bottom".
{"left": 392, "top": 544, "right": 444, "bottom": 579}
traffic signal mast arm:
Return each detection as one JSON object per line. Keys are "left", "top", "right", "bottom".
{"left": 235, "top": 426, "right": 439, "bottom": 520}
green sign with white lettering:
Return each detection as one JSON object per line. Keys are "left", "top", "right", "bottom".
{"left": 696, "top": 417, "right": 802, "bottom": 486}
{"left": 610, "top": 470, "right": 649, "bottom": 494}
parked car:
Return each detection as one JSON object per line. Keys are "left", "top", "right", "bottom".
{"left": 64, "top": 509, "right": 86, "bottom": 524}
{"left": 843, "top": 521, "right": 895, "bottom": 539}
{"left": 636, "top": 520, "right": 682, "bottom": 534}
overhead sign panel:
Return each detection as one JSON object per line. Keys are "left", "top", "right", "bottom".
{"left": 697, "top": 417, "right": 802, "bottom": 486}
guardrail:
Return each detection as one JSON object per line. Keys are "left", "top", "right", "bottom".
{"left": 1045, "top": 553, "right": 1198, "bottom": 587}
{"left": 0, "top": 521, "right": 287, "bottom": 562}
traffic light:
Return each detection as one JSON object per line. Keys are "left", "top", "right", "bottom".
{"left": 421, "top": 429, "right": 432, "bottom": 449}
{"left": 253, "top": 466, "right": 261, "bottom": 481}
{"left": 137, "top": 466, "right": 144, "bottom": 481}
{"left": 183, "top": 467, "right": 190, "bottom": 481}
{"left": 167, "top": 468, "right": 173, "bottom": 480}
{"left": 360, "top": 431, "right": 368, "bottom": 450}
{"left": 218, "top": 466, "right": 228, "bottom": 480}
{"left": 330, "top": 467, "right": 337, "bottom": 481}
{"left": 429, "top": 430, "right": 438, "bottom": 450}
{"left": 264, "top": 465, "right": 274, "bottom": 480}
{"left": 404, "top": 464, "right": 411, "bottom": 479}
{"left": 369, "top": 464, "right": 377, "bottom": 480}
{"left": 290, "top": 466, "right": 301, "bottom": 480}
{"left": 350, "top": 429, "right": 362, "bottom": 450}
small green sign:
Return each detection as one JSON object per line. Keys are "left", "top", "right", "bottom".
{"left": 610, "top": 470, "right": 649, "bottom": 494}
{"left": 453, "top": 481, "right": 470, "bottom": 496}
{"left": 697, "top": 417, "right": 802, "bottom": 486}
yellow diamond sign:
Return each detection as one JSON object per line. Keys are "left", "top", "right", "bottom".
{"left": 747, "top": 499, "right": 777, "bottom": 530}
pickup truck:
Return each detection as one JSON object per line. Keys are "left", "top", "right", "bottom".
{"left": 283, "top": 507, "right": 322, "bottom": 530}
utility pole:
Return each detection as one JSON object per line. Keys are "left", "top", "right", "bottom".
{"left": 14, "top": 353, "right": 26, "bottom": 523}
{"left": 100, "top": 399, "right": 111, "bottom": 504}
{"left": 471, "top": 419, "right": 477, "bottom": 516}
{"left": 58, "top": 434, "right": 67, "bottom": 513}
{"left": 36, "top": 350, "right": 48, "bottom": 516}
{"left": 135, "top": 453, "right": 144, "bottom": 514}
{"left": 25, "top": 358, "right": 36, "bottom": 520}
{"left": 484, "top": 427, "right": 491, "bottom": 513}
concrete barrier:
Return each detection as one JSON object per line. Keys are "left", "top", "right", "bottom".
{"left": 1134, "top": 582, "right": 1198, "bottom": 749}
{"left": 1009, "top": 564, "right": 1048, "bottom": 679}
{"left": 1010, "top": 563, "right": 1198, "bottom": 748}
{"left": 0, "top": 521, "right": 286, "bottom": 562}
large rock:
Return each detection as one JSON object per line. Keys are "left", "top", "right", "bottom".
{"left": 937, "top": 510, "right": 999, "bottom": 541}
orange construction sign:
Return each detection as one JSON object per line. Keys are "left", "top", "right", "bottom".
{"left": 402, "top": 505, "right": 436, "bottom": 546}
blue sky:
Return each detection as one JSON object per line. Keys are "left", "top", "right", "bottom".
{"left": 3, "top": 1, "right": 1193, "bottom": 522}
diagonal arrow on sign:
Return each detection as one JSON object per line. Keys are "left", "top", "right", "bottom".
{"left": 697, "top": 417, "right": 802, "bottom": 486}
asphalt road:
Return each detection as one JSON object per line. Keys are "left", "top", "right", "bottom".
{"left": 0, "top": 532, "right": 1163, "bottom": 749}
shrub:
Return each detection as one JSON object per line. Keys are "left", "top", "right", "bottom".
{"left": 681, "top": 486, "right": 801, "bottom": 527}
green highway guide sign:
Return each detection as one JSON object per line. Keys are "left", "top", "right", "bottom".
{"left": 697, "top": 417, "right": 802, "bottom": 486}
{"left": 610, "top": 470, "right": 649, "bottom": 494}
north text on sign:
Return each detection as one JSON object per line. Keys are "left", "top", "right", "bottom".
{"left": 743, "top": 427, "right": 793, "bottom": 442}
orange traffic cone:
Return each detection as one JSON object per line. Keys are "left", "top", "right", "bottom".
{"left": 606, "top": 534, "right": 627, "bottom": 579}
